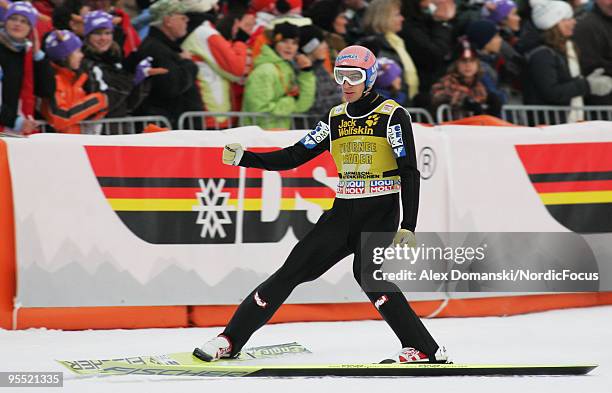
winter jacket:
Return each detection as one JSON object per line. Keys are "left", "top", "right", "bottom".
{"left": 82, "top": 44, "right": 150, "bottom": 122}
{"left": 431, "top": 72, "right": 488, "bottom": 119}
{"left": 40, "top": 63, "right": 108, "bottom": 133}
{"left": 523, "top": 40, "right": 589, "bottom": 106}
{"left": 181, "top": 20, "right": 248, "bottom": 128}
{"left": 133, "top": 26, "right": 203, "bottom": 128}
{"left": 241, "top": 44, "right": 315, "bottom": 130}
{"left": 574, "top": 3, "right": 612, "bottom": 105}
{"left": 0, "top": 29, "right": 53, "bottom": 132}
{"left": 308, "top": 60, "right": 343, "bottom": 116}
{"left": 113, "top": 7, "right": 141, "bottom": 56}
{"left": 31, "top": 0, "right": 54, "bottom": 37}
{"left": 478, "top": 52, "right": 508, "bottom": 106}
{"left": 400, "top": 0, "right": 453, "bottom": 94}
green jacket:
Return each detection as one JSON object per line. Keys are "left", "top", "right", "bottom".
{"left": 241, "top": 45, "right": 315, "bottom": 129}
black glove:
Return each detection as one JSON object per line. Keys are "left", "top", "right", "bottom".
{"left": 461, "top": 97, "right": 484, "bottom": 115}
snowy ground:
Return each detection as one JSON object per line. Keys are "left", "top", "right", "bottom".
{"left": 1, "top": 305, "right": 611, "bottom": 393}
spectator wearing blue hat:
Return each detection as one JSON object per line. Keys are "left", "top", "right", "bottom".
{"left": 81, "top": 10, "right": 167, "bottom": 125}
{"left": 0, "top": 1, "right": 53, "bottom": 134}
{"left": 466, "top": 19, "right": 506, "bottom": 115}
{"left": 482, "top": 0, "right": 525, "bottom": 99}
{"left": 482, "top": 0, "right": 521, "bottom": 33}
{"left": 40, "top": 29, "right": 109, "bottom": 133}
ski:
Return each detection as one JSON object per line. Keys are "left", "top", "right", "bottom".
{"left": 59, "top": 360, "right": 597, "bottom": 378}
{"left": 57, "top": 342, "right": 310, "bottom": 375}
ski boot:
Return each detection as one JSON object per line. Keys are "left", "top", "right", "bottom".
{"left": 193, "top": 334, "right": 236, "bottom": 362}
{"left": 381, "top": 346, "right": 449, "bottom": 364}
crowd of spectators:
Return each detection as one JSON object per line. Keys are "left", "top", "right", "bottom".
{"left": 1, "top": 0, "right": 612, "bottom": 133}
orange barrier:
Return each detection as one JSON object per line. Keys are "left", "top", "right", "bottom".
{"left": 189, "top": 293, "right": 612, "bottom": 327}
{"left": 0, "top": 140, "right": 16, "bottom": 330}
{"left": 15, "top": 306, "right": 188, "bottom": 330}
{"left": 3, "top": 292, "right": 611, "bottom": 330}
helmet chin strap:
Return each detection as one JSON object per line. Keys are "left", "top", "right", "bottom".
{"left": 360, "top": 87, "right": 373, "bottom": 100}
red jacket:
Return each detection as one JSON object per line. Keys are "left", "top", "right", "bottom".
{"left": 113, "top": 8, "right": 141, "bottom": 56}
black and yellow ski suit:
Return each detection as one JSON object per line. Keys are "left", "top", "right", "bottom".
{"left": 223, "top": 93, "right": 440, "bottom": 358}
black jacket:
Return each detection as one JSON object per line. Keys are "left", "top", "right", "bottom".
{"left": 132, "top": 27, "right": 203, "bottom": 127}
{"left": 573, "top": 3, "right": 612, "bottom": 105}
{"left": 523, "top": 39, "right": 589, "bottom": 106}
{"left": 82, "top": 45, "right": 150, "bottom": 121}
{"left": 0, "top": 31, "right": 54, "bottom": 129}
{"left": 400, "top": 0, "right": 453, "bottom": 94}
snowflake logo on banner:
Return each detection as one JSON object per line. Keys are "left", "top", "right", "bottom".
{"left": 192, "top": 179, "right": 235, "bottom": 239}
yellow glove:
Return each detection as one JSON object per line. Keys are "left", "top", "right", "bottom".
{"left": 222, "top": 143, "right": 244, "bottom": 166}
{"left": 392, "top": 229, "right": 416, "bottom": 247}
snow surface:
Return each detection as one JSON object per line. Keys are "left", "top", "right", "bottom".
{"left": 1, "top": 305, "right": 611, "bottom": 393}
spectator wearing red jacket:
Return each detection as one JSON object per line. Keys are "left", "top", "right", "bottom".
{"left": 181, "top": 0, "right": 254, "bottom": 127}
{"left": 41, "top": 29, "right": 108, "bottom": 133}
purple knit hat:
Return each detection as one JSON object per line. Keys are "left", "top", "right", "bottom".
{"left": 83, "top": 10, "right": 114, "bottom": 36}
{"left": 44, "top": 30, "right": 83, "bottom": 61}
{"left": 375, "top": 57, "right": 402, "bottom": 89}
{"left": 4, "top": 1, "right": 38, "bottom": 28}
{"left": 482, "top": 0, "right": 517, "bottom": 24}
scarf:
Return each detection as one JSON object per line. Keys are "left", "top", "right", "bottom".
{"left": 0, "top": 29, "right": 35, "bottom": 124}
{"left": 384, "top": 32, "right": 419, "bottom": 99}
{"left": 566, "top": 40, "right": 584, "bottom": 122}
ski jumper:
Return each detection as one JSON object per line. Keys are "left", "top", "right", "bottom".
{"left": 223, "top": 93, "right": 440, "bottom": 358}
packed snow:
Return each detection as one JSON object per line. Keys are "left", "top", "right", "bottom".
{"left": 1, "top": 305, "right": 610, "bottom": 392}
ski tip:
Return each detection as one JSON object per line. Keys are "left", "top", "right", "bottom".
{"left": 192, "top": 347, "right": 213, "bottom": 362}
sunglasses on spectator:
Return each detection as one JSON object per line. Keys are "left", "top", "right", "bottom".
{"left": 334, "top": 67, "right": 366, "bottom": 85}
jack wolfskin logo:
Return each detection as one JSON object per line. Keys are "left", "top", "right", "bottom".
{"left": 365, "top": 114, "right": 379, "bottom": 127}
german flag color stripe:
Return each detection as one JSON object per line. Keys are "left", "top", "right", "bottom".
{"left": 515, "top": 142, "right": 612, "bottom": 233}
{"left": 529, "top": 171, "right": 612, "bottom": 183}
{"left": 516, "top": 142, "right": 612, "bottom": 174}
{"left": 97, "top": 177, "right": 241, "bottom": 188}
{"left": 86, "top": 146, "right": 238, "bottom": 178}
{"left": 107, "top": 198, "right": 333, "bottom": 211}
{"left": 533, "top": 180, "right": 612, "bottom": 193}
{"left": 85, "top": 146, "right": 336, "bottom": 244}
{"left": 539, "top": 191, "right": 612, "bottom": 205}
{"left": 102, "top": 186, "right": 334, "bottom": 200}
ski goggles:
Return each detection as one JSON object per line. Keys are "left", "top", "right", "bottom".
{"left": 333, "top": 67, "right": 367, "bottom": 86}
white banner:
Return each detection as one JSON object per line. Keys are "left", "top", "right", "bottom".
{"left": 6, "top": 122, "right": 612, "bottom": 306}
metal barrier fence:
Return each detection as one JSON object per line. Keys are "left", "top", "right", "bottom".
{"left": 178, "top": 111, "right": 321, "bottom": 131}
{"left": 38, "top": 116, "right": 172, "bottom": 135}
{"left": 407, "top": 107, "right": 435, "bottom": 124}
{"left": 179, "top": 107, "right": 435, "bottom": 131}
{"left": 436, "top": 104, "right": 453, "bottom": 124}
{"left": 19, "top": 105, "right": 610, "bottom": 136}
{"left": 502, "top": 105, "right": 612, "bottom": 126}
